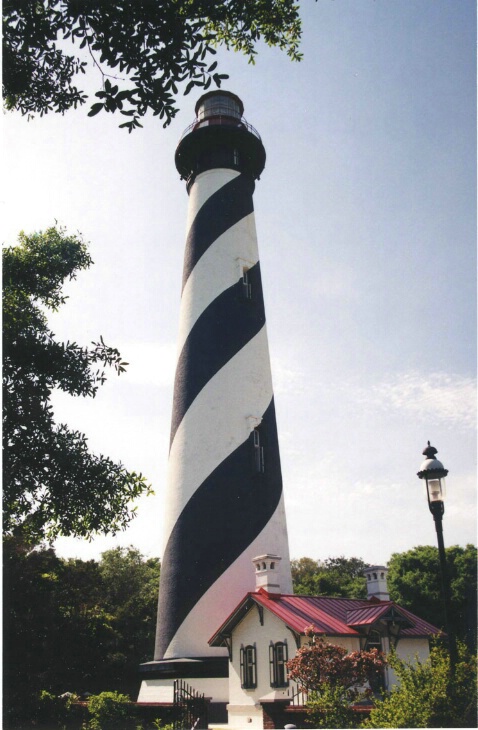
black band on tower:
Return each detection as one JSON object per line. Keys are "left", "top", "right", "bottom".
{"left": 182, "top": 173, "right": 255, "bottom": 290}
{"left": 171, "top": 261, "right": 265, "bottom": 447}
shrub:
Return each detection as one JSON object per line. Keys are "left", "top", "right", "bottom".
{"left": 30, "top": 690, "right": 77, "bottom": 728}
{"left": 306, "top": 681, "right": 363, "bottom": 729}
{"left": 84, "top": 691, "right": 135, "bottom": 730}
{"left": 363, "top": 642, "right": 477, "bottom": 728}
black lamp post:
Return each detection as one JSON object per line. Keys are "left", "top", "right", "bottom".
{"left": 417, "top": 441, "right": 457, "bottom": 674}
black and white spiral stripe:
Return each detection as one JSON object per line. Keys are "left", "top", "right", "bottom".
{"left": 154, "top": 169, "right": 292, "bottom": 662}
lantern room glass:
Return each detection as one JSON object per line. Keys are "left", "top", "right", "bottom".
{"left": 197, "top": 94, "right": 242, "bottom": 121}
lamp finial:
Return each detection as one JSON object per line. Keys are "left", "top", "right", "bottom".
{"left": 422, "top": 442, "right": 438, "bottom": 459}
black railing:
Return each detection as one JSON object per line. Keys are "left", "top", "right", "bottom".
{"left": 173, "top": 679, "right": 208, "bottom": 730}
{"left": 179, "top": 115, "right": 262, "bottom": 142}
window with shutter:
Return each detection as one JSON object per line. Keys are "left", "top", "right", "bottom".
{"left": 269, "top": 641, "right": 289, "bottom": 688}
{"left": 240, "top": 644, "right": 257, "bottom": 689}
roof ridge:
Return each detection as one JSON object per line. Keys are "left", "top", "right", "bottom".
{"left": 283, "top": 593, "right": 371, "bottom": 602}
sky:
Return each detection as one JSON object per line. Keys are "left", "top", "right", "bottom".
{"left": 2, "top": 0, "right": 476, "bottom": 567}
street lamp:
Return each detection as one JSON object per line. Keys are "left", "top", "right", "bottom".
{"left": 417, "top": 441, "right": 457, "bottom": 673}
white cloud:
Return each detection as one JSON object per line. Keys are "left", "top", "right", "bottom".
{"left": 348, "top": 371, "right": 476, "bottom": 430}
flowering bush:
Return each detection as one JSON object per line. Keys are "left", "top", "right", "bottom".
{"left": 287, "top": 627, "right": 385, "bottom": 691}
{"left": 286, "top": 627, "right": 386, "bottom": 729}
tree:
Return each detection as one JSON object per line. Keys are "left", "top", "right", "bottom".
{"left": 363, "top": 642, "right": 477, "bottom": 728}
{"left": 3, "top": 536, "right": 114, "bottom": 727}
{"left": 3, "top": 226, "right": 151, "bottom": 543}
{"left": 387, "top": 544, "right": 477, "bottom": 652}
{"left": 97, "top": 547, "right": 161, "bottom": 693}
{"left": 3, "top": 540, "right": 161, "bottom": 726}
{"left": 287, "top": 627, "right": 385, "bottom": 729}
{"left": 292, "top": 555, "right": 368, "bottom": 598}
{"left": 3, "top": 0, "right": 303, "bottom": 132}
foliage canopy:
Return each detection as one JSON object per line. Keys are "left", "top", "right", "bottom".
{"left": 3, "top": 0, "right": 303, "bottom": 131}
{"left": 4, "top": 540, "right": 161, "bottom": 726}
{"left": 387, "top": 544, "right": 477, "bottom": 652}
{"left": 291, "top": 555, "right": 368, "bottom": 598}
{"left": 3, "top": 227, "right": 151, "bottom": 542}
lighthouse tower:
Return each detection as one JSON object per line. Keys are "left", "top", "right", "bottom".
{"left": 139, "top": 91, "right": 292, "bottom": 712}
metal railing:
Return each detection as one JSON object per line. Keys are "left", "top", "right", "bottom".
{"left": 173, "top": 679, "right": 208, "bottom": 730}
{"left": 179, "top": 114, "right": 262, "bottom": 142}
{"left": 287, "top": 684, "right": 308, "bottom": 707}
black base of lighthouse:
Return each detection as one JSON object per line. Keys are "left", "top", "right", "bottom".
{"left": 139, "top": 656, "right": 229, "bottom": 680}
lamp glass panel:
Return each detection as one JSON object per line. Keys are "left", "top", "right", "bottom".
{"left": 427, "top": 477, "right": 446, "bottom": 502}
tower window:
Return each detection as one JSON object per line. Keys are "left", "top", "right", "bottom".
{"left": 252, "top": 428, "right": 265, "bottom": 473}
{"left": 240, "top": 645, "right": 257, "bottom": 689}
{"left": 270, "top": 641, "right": 289, "bottom": 688}
{"left": 242, "top": 267, "right": 252, "bottom": 300}
{"left": 233, "top": 148, "right": 240, "bottom": 165}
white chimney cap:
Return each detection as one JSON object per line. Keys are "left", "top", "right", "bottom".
{"left": 253, "top": 554, "right": 282, "bottom": 594}
{"left": 363, "top": 565, "right": 390, "bottom": 601}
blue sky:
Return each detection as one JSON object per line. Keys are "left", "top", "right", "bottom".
{"left": 3, "top": 0, "right": 476, "bottom": 565}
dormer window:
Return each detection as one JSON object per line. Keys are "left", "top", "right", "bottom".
{"left": 365, "top": 629, "right": 382, "bottom": 652}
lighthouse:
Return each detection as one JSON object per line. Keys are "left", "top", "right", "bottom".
{"left": 139, "top": 91, "right": 292, "bottom": 713}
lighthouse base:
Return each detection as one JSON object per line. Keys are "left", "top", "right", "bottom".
{"left": 138, "top": 657, "right": 229, "bottom": 721}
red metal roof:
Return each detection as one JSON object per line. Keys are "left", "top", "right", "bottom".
{"left": 347, "top": 603, "right": 397, "bottom": 627}
{"left": 256, "top": 594, "right": 441, "bottom": 638}
{"left": 252, "top": 593, "right": 361, "bottom": 636}
{"left": 209, "top": 590, "right": 441, "bottom": 646}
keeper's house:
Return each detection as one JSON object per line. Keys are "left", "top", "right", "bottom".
{"left": 208, "top": 556, "right": 441, "bottom": 730}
